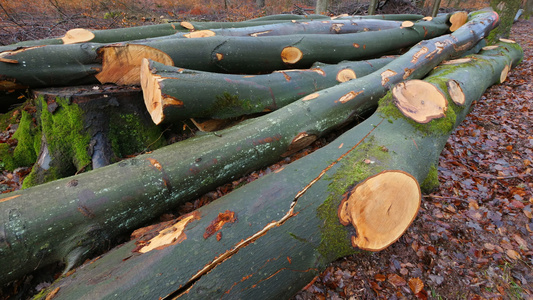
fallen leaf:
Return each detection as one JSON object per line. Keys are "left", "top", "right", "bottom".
{"left": 387, "top": 273, "right": 407, "bottom": 287}
{"left": 374, "top": 274, "right": 386, "bottom": 282}
{"left": 506, "top": 249, "right": 521, "bottom": 260}
{"left": 409, "top": 277, "right": 424, "bottom": 294}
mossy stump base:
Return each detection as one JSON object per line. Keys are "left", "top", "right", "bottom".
{"left": 26, "top": 85, "right": 166, "bottom": 188}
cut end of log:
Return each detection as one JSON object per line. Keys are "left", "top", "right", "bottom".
{"left": 449, "top": 11, "right": 468, "bottom": 32}
{"left": 392, "top": 80, "right": 448, "bottom": 124}
{"left": 61, "top": 28, "right": 96, "bottom": 44}
{"left": 446, "top": 79, "right": 465, "bottom": 106}
{"left": 401, "top": 21, "right": 414, "bottom": 28}
{"left": 96, "top": 44, "right": 174, "bottom": 86}
{"left": 500, "top": 64, "right": 511, "bottom": 83}
{"left": 499, "top": 38, "right": 516, "bottom": 44}
{"left": 441, "top": 58, "right": 472, "bottom": 65}
{"left": 336, "top": 68, "right": 357, "bottom": 83}
{"left": 482, "top": 45, "right": 500, "bottom": 51}
{"left": 422, "top": 16, "right": 433, "bottom": 21}
{"left": 184, "top": 30, "right": 216, "bottom": 38}
{"left": 140, "top": 58, "right": 164, "bottom": 124}
{"left": 180, "top": 21, "right": 195, "bottom": 30}
{"left": 281, "top": 46, "right": 303, "bottom": 64}
{"left": 337, "top": 170, "right": 421, "bottom": 251}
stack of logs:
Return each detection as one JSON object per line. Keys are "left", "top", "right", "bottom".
{"left": 0, "top": 9, "right": 523, "bottom": 300}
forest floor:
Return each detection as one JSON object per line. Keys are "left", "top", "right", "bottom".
{"left": 294, "top": 19, "right": 533, "bottom": 300}
{"left": 0, "top": 5, "right": 532, "bottom": 300}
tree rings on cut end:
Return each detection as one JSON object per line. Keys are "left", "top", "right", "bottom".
{"left": 392, "top": 79, "right": 447, "bottom": 123}
{"left": 446, "top": 80, "right": 465, "bottom": 106}
{"left": 449, "top": 11, "right": 468, "bottom": 32}
{"left": 281, "top": 46, "right": 303, "bottom": 64}
{"left": 500, "top": 64, "right": 511, "bottom": 83}
{"left": 180, "top": 21, "right": 195, "bottom": 30}
{"left": 401, "top": 21, "right": 414, "bottom": 28}
{"left": 61, "top": 28, "right": 95, "bottom": 44}
{"left": 336, "top": 68, "right": 356, "bottom": 83}
{"left": 337, "top": 170, "right": 421, "bottom": 251}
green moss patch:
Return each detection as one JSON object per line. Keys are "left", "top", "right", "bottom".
{"left": 0, "top": 109, "right": 41, "bottom": 171}
{"left": 420, "top": 163, "right": 439, "bottom": 193}
{"left": 108, "top": 113, "right": 165, "bottom": 160}
{"left": 377, "top": 89, "right": 457, "bottom": 136}
{"left": 316, "top": 138, "right": 390, "bottom": 261}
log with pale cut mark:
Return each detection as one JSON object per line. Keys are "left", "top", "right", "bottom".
{"left": 97, "top": 15, "right": 451, "bottom": 85}
{"left": 34, "top": 40, "right": 523, "bottom": 300}
{"left": 392, "top": 79, "right": 448, "bottom": 123}
{"left": 140, "top": 56, "right": 395, "bottom": 124}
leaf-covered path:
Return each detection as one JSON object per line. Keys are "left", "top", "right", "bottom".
{"left": 295, "top": 19, "right": 533, "bottom": 300}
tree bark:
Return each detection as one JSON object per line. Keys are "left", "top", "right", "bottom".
{"left": 141, "top": 56, "right": 395, "bottom": 124}
{"left": 0, "top": 16, "right": 448, "bottom": 91}
{"left": 96, "top": 15, "right": 450, "bottom": 85}
{"left": 431, "top": 0, "right": 442, "bottom": 17}
{"left": 34, "top": 40, "right": 523, "bottom": 300}
{"left": 315, "top": 0, "right": 329, "bottom": 14}
{"left": 0, "top": 9, "right": 498, "bottom": 286}
{"left": 368, "top": 0, "right": 379, "bottom": 15}
{"left": 166, "top": 18, "right": 406, "bottom": 39}
{"left": 488, "top": 0, "right": 521, "bottom": 43}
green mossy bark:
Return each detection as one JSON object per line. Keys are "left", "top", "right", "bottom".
{"left": 108, "top": 113, "right": 165, "bottom": 160}
{"left": 488, "top": 0, "right": 521, "bottom": 43}
{"left": 317, "top": 139, "right": 390, "bottom": 261}
{"left": 0, "top": 110, "right": 41, "bottom": 171}
{"left": 22, "top": 97, "right": 91, "bottom": 188}
{"left": 420, "top": 163, "right": 440, "bottom": 193}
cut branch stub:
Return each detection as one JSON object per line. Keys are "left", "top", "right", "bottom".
{"left": 446, "top": 79, "right": 465, "bottom": 105}
{"left": 338, "top": 170, "right": 421, "bottom": 251}
{"left": 61, "top": 28, "right": 95, "bottom": 44}
{"left": 392, "top": 79, "right": 448, "bottom": 123}
{"left": 449, "top": 11, "right": 468, "bottom": 32}
{"left": 500, "top": 63, "right": 511, "bottom": 83}
{"left": 336, "top": 68, "right": 357, "bottom": 82}
{"left": 96, "top": 44, "right": 174, "bottom": 85}
{"left": 281, "top": 46, "right": 303, "bottom": 64}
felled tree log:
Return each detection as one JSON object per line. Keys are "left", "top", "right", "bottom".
{"left": 96, "top": 15, "right": 451, "bottom": 85}
{"left": 141, "top": 56, "right": 395, "bottom": 123}
{"left": 35, "top": 40, "right": 523, "bottom": 300}
{"left": 159, "top": 18, "right": 406, "bottom": 39}
{"left": 0, "top": 9, "right": 498, "bottom": 286}
{"left": 0, "top": 15, "right": 448, "bottom": 90}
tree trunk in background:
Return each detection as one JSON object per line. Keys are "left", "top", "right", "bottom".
{"left": 368, "top": 0, "right": 379, "bottom": 15}
{"left": 488, "top": 0, "right": 521, "bottom": 43}
{"left": 315, "top": 0, "right": 329, "bottom": 14}
{"left": 432, "top": 0, "right": 442, "bottom": 17}
{"left": 256, "top": 0, "right": 265, "bottom": 8}
{"left": 34, "top": 41, "right": 523, "bottom": 300}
